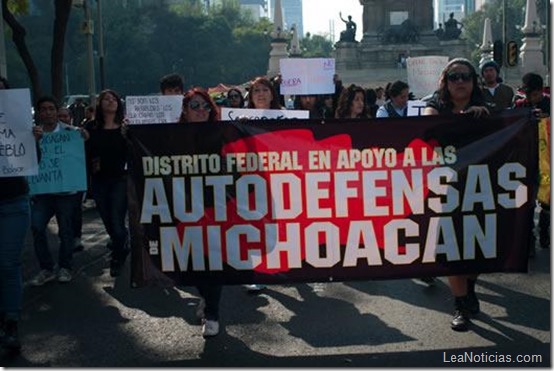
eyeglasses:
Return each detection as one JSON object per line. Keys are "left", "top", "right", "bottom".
{"left": 188, "top": 100, "right": 212, "bottom": 112}
{"left": 447, "top": 72, "right": 473, "bottom": 82}
{"left": 228, "top": 94, "right": 241, "bottom": 99}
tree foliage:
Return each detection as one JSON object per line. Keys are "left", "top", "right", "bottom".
{"left": 300, "top": 32, "right": 334, "bottom": 58}
{"left": 4, "top": 0, "right": 278, "bottom": 98}
{"left": 462, "top": 0, "right": 549, "bottom": 65}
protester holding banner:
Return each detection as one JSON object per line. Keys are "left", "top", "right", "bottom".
{"left": 423, "top": 58, "right": 489, "bottom": 332}
{"left": 514, "top": 73, "right": 550, "bottom": 250}
{"left": 376, "top": 80, "right": 410, "bottom": 118}
{"left": 179, "top": 88, "right": 220, "bottom": 123}
{"left": 335, "top": 84, "right": 371, "bottom": 119}
{"left": 0, "top": 77, "right": 43, "bottom": 355}
{"left": 29, "top": 96, "right": 87, "bottom": 288}
{"left": 179, "top": 88, "right": 223, "bottom": 337}
{"left": 247, "top": 77, "right": 283, "bottom": 110}
{"left": 85, "top": 89, "right": 130, "bottom": 277}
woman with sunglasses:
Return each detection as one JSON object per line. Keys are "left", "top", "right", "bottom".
{"left": 423, "top": 58, "right": 489, "bottom": 332}
{"left": 178, "top": 88, "right": 222, "bottom": 337}
{"left": 226, "top": 88, "right": 245, "bottom": 109}
{"left": 179, "top": 88, "right": 219, "bottom": 123}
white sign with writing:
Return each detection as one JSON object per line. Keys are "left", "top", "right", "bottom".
{"left": 0, "top": 88, "right": 38, "bottom": 177}
{"left": 280, "top": 58, "right": 335, "bottom": 95}
{"left": 125, "top": 95, "right": 182, "bottom": 125}
{"left": 407, "top": 100, "right": 427, "bottom": 116}
{"left": 220, "top": 108, "right": 309, "bottom": 121}
{"left": 406, "top": 56, "right": 449, "bottom": 99}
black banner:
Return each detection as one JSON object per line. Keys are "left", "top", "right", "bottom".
{"left": 127, "top": 109, "right": 537, "bottom": 287}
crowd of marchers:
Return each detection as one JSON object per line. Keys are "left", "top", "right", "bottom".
{"left": 0, "top": 58, "right": 550, "bottom": 356}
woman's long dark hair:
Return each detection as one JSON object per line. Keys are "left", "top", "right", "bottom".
{"left": 335, "top": 84, "right": 369, "bottom": 118}
{"left": 437, "top": 58, "right": 484, "bottom": 110}
{"left": 93, "top": 89, "right": 125, "bottom": 128}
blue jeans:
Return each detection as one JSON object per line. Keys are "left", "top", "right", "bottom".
{"left": 31, "top": 194, "right": 79, "bottom": 271}
{"left": 0, "top": 195, "right": 30, "bottom": 321}
{"left": 91, "top": 177, "right": 129, "bottom": 261}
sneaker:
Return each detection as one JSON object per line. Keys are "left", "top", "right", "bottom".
{"left": 30, "top": 270, "right": 56, "bottom": 286}
{"left": 196, "top": 299, "right": 206, "bottom": 320}
{"left": 57, "top": 268, "right": 73, "bottom": 283}
{"left": 201, "top": 319, "right": 219, "bottom": 337}
{"left": 451, "top": 309, "right": 470, "bottom": 332}
{"left": 245, "top": 284, "right": 266, "bottom": 292}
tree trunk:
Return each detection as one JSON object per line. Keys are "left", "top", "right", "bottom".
{"left": 51, "top": 0, "right": 72, "bottom": 102}
{"left": 2, "top": 0, "right": 41, "bottom": 101}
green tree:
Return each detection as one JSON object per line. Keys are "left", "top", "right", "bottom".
{"left": 462, "top": 0, "right": 527, "bottom": 65}
{"left": 2, "top": 0, "right": 72, "bottom": 101}
{"left": 300, "top": 32, "right": 333, "bottom": 58}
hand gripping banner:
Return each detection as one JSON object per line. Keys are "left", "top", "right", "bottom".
{"left": 127, "top": 109, "right": 537, "bottom": 287}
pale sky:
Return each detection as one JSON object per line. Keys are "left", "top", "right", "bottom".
{"left": 301, "top": 0, "right": 363, "bottom": 42}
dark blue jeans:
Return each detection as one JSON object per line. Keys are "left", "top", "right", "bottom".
{"left": 31, "top": 194, "right": 79, "bottom": 271}
{"left": 0, "top": 195, "right": 30, "bottom": 321}
{"left": 91, "top": 176, "right": 129, "bottom": 262}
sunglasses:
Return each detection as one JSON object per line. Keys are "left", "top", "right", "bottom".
{"left": 447, "top": 72, "right": 473, "bottom": 82}
{"left": 228, "top": 94, "right": 241, "bottom": 99}
{"left": 188, "top": 100, "right": 212, "bottom": 112}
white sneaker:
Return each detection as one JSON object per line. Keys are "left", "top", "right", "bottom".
{"left": 30, "top": 270, "right": 56, "bottom": 286}
{"left": 196, "top": 299, "right": 206, "bottom": 320}
{"left": 201, "top": 319, "right": 219, "bottom": 337}
{"left": 245, "top": 284, "right": 266, "bottom": 292}
{"left": 57, "top": 268, "right": 73, "bottom": 283}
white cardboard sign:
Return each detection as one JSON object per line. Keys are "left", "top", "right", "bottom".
{"left": 125, "top": 95, "right": 182, "bottom": 125}
{"left": 407, "top": 100, "right": 427, "bottom": 116}
{"left": 220, "top": 107, "right": 309, "bottom": 121}
{"left": 0, "top": 88, "right": 38, "bottom": 177}
{"left": 406, "top": 56, "right": 449, "bottom": 99}
{"left": 279, "top": 58, "right": 335, "bottom": 95}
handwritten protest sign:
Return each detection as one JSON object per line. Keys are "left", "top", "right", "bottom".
{"left": 28, "top": 130, "right": 87, "bottom": 195}
{"left": 280, "top": 58, "right": 335, "bottom": 95}
{"left": 126, "top": 95, "right": 182, "bottom": 125}
{"left": 406, "top": 56, "right": 449, "bottom": 99}
{"left": 407, "top": 100, "right": 427, "bottom": 116}
{"left": 0, "top": 88, "right": 38, "bottom": 177}
{"left": 220, "top": 107, "right": 309, "bottom": 121}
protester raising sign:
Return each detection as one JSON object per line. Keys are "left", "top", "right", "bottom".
{"left": 0, "top": 88, "right": 39, "bottom": 177}
{"left": 28, "top": 130, "right": 87, "bottom": 195}
{"left": 406, "top": 56, "right": 449, "bottom": 99}
{"left": 127, "top": 110, "right": 537, "bottom": 287}
{"left": 280, "top": 58, "right": 335, "bottom": 95}
{"left": 125, "top": 95, "right": 182, "bottom": 125}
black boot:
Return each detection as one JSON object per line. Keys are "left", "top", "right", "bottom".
{"left": 3, "top": 320, "right": 21, "bottom": 354}
{"left": 451, "top": 296, "right": 471, "bottom": 332}
{"left": 466, "top": 279, "right": 480, "bottom": 316}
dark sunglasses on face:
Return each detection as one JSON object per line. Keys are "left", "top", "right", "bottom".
{"left": 447, "top": 72, "right": 473, "bottom": 82}
{"left": 228, "top": 94, "right": 241, "bottom": 99}
{"left": 188, "top": 100, "right": 212, "bottom": 112}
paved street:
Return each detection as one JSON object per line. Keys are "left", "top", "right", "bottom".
{"left": 2, "top": 205, "right": 550, "bottom": 367}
